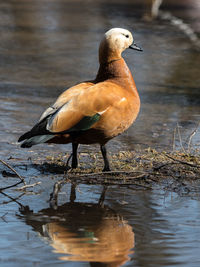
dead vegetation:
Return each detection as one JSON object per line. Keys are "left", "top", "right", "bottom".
{"left": 36, "top": 148, "right": 200, "bottom": 192}
{"left": 1, "top": 147, "right": 200, "bottom": 195}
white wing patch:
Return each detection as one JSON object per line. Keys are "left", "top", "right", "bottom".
{"left": 119, "top": 97, "right": 126, "bottom": 103}
{"left": 39, "top": 107, "right": 55, "bottom": 122}
{"left": 97, "top": 97, "right": 126, "bottom": 116}
{"left": 98, "top": 107, "right": 109, "bottom": 115}
{"left": 46, "top": 100, "right": 72, "bottom": 131}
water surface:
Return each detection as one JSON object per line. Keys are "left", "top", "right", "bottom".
{"left": 0, "top": 0, "right": 200, "bottom": 266}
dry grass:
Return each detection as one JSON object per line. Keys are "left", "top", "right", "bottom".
{"left": 1, "top": 147, "right": 200, "bottom": 196}
{"left": 39, "top": 148, "right": 200, "bottom": 192}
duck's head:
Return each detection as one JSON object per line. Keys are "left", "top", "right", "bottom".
{"left": 99, "top": 28, "right": 142, "bottom": 64}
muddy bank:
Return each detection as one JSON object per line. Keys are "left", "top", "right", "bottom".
{"left": 1, "top": 148, "right": 200, "bottom": 198}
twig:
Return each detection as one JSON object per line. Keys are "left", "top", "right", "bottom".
{"left": 99, "top": 174, "right": 147, "bottom": 180}
{"left": 172, "top": 126, "right": 176, "bottom": 152}
{"left": 98, "top": 185, "right": 107, "bottom": 206}
{"left": 15, "top": 182, "right": 41, "bottom": 191}
{"left": 0, "top": 212, "right": 8, "bottom": 222}
{"left": 125, "top": 174, "right": 148, "bottom": 180}
{"left": 153, "top": 162, "right": 178, "bottom": 170}
{"left": 0, "top": 191, "right": 25, "bottom": 208}
{"left": 0, "top": 159, "right": 26, "bottom": 185}
{"left": 76, "top": 170, "right": 145, "bottom": 177}
{"left": 176, "top": 123, "right": 186, "bottom": 153}
{"left": 49, "top": 178, "right": 68, "bottom": 208}
{"left": 0, "top": 180, "right": 23, "bottom": 191}
{"left": 94, "top": 181, "right": 151, "bottom": 187}
{"left": 69, "top": 173, "right": 147, "bottom": 180}
{"left": 0, "top": 193, "right": 25, "bottom": 205}
{"left": 165, "top": 154, "right": 200, "bottom": 169}
{"left": 187, "top": 122, "right": 200, "bottom": 152}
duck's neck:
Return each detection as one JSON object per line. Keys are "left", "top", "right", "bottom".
{"left": 95, "top": 58, "right": 137, "bottom": 92}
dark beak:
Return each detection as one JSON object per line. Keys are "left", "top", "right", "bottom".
{"left": 129, "top": 43, "right": 143, "bottom": 52}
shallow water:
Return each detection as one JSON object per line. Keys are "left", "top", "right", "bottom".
{"left": 1, "top": 184, "right": 200, "bottom": 267}
{"left": 0, "top": 0, "right": 200, "bottom": 266}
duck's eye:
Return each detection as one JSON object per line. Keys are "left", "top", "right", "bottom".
{"left": 125, "top": 34, "right": 129, "bottom": 38}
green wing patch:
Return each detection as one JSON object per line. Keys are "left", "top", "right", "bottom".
{"left": 67, "top": 113, "right": 101, "bottom": 132}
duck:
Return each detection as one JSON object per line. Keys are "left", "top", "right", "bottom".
{"left": 18, "top": 28, "right": 142, "bottom": 171}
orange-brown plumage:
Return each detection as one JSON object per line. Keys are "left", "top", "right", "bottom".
{"left": 18, "top": 28, "right": 142, "bottom": 171}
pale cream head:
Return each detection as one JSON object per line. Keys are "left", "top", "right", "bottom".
{"left": 99, "top": 28, "right": 134, "bottom": 63}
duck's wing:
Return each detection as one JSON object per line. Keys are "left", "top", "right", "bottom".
{"left": 18, "top": 82, "right": 94, "bottom": 143}
{"left": 38, "top": 82, "right": 94, "bottom": 122}
{"left": 46, "top": 81, "right": 125, "bottom": 134}
{"left": 18, "top": 81, "right": 125, "bottom": 147}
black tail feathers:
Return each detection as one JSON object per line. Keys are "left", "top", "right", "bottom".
{"left": 18, "top": 131, "right": 32, "bottom": 143}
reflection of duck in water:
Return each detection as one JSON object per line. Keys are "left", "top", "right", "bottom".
{"left": 20, "top": 200, "right": 134, "bottom": 267}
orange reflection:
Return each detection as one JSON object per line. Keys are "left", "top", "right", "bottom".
{"left": 47, "top": 214, "right": 134, "bottom": 265}
{"left": 22, "top": 201, "right": 134, "bottom": 267}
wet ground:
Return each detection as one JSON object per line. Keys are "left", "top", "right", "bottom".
{"left": 0, "top": 0, "right": 200, "bottom": 266}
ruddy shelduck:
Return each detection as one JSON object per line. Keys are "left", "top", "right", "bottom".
{"left": 18, "top": 28, "right": 142, "bottom": 171}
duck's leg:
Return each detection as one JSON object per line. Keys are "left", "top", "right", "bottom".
{"left": 100, "top": 144, "right": 111, "bottom": 172}
{"left": 72, "top": 143, "right": 79, "bottom": 168}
